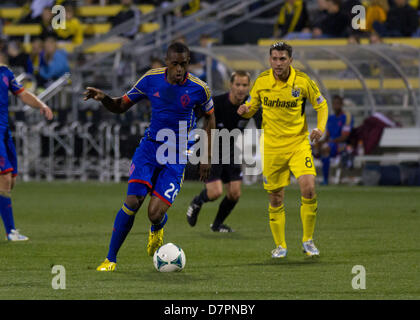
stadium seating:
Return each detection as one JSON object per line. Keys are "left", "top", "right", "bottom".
{"left": 0, "top": 5, "right": 155, "bottom": 19}
{"left": 0, "top": 4, "right": 159, "bottom": 51}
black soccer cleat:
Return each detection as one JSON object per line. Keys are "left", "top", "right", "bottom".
{"left": 186, "top": 198, "right": 202, "bottom": 227}
{"left": 210, "top": 223, "right": 235, "bottom": 233}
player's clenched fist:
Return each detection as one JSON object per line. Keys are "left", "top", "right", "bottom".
{"left": 309, "top": 128, "right": 323, "bottom": 143}
{"left": 237, "top": 104, "right": 249, "bottom": 116}
{"left": 83, "top": 87, "right": 105, "bottom": 101}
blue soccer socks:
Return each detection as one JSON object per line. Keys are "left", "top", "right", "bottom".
{"left": 107, "top": 203, "right": 138, "bottom": 263}
{"left": 0, "top": 194, "right": 15, "bottom": 236}
{"left": 151, "top": 212, "right": 168, "bottom": 232}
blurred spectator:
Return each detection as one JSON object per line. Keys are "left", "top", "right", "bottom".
{"left": 138, "top": 56, "right": 164, "bottom": 75}
{"left": 365, "top": 0, "right": 389, "bottom": 32}
{"left": 29, "top": 37, "right": 43, "bottom": 76}
{"left": 38, "top": 36, "right": 70, "bottom": 88}
{"left": 7, "top": 41, "right": 33, "bottom": 74}
{"left": 347, "top": 32, "right": 361, "bottom": 44}
{"left": 55, "top": 3, "right": 84, "bottom": 46}
{"left": 40, "top": 7, "right": 56, "bottom": 40}
{"left": 109, "top": 0, "right": 141, "bottom": 39}
{"left": 176, "top": 0, "right": 201, "bottom": 17}
{"left": 312, "top": 0, "right": 350, "bottom": 38}
{"left": 19, "top": 0, "right": 55, "bottom": 24}
{"left": 273, "top": 0, "right": 310, "bottom": 38}
{"left": 389, "top": 0, "right": 419, "bottom": 8}
{"left": 310, "top": 0, "right": 330, "bottom": 30}
{"left": 369, "top": 31, "right": 384, "bottom": 43}
{"left": 0, "top": 39, "right": 7, "bottom": 54}
{"left": 341, "top": 0, "right": 362, "bottom": 19}
{"left": 188, "top": 33, "right": 211, "bottom": 79}
{"left": 0, "top": 51, "right": 7, "bottom": 65}
{"left": 150, "top": 57, "right": 164, "bottom": 69}
{"left": 373, "top": 0, "right": 418, "bottom": 36}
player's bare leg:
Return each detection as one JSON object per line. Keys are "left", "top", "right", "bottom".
{"left": 268, "top": 188, "right": 287, "bottom": 258}
{"left": 225, "top": 180, "right": 241, "bottom": 201}
{"left": 297, "top": 174, "right": 320, "bottom": 257}
{"left": 186, "top": 180, "right": 222, "bottom": 227}
{"left": 147, "top": 196, "right": 170, "bottom": 256}
{"left": 0, "top": 172, "right": 27, "bottom": 241}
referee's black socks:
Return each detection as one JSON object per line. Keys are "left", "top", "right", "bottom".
{"left": 212, "top": 196, "right": 238, "bottom": 228}
{"left": 194, "top": 188, "right": 210, "bottom": 206}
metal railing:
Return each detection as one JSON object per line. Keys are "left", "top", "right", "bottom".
{"left": 13, "top": 121, "right": 147, "bottom": 182}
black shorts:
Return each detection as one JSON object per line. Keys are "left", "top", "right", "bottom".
{"left": 206, "top": 163, "right": 243, "bottom": 184}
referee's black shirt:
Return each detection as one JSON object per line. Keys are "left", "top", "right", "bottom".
{"left": 212, "top": 92, "right": 262, "bottom": 163}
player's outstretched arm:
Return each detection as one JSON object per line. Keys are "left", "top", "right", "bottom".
{"left": 83, "top": 87, "right": 132, "bottom": 114}
{"left": 199, "top": 111, "right": 215, "bottom": 181}
{"left": 17, "top": 90, "right": 53, "bottom": 120}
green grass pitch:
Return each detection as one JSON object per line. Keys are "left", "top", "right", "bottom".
{"left": 0, "top": 181, "right": 419, "bottom": 300}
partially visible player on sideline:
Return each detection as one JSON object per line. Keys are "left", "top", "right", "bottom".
{"left": 314, "top": 95, "right": 354, "bottom": 185}
{"left": 186, "top": 70, "right": 261, "bottom": 232}
{"left": 237, "top": 42, "right": 328, "bottom": 258}
{"left": 84, "top": 42, "right": 215, "bottom": 272}
{"left": 0, "top": 59, "right": 53, "bottom": 241}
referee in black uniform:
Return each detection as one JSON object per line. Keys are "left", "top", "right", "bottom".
{"left": 186, "top": 71, "right": 261, "bottom": 232}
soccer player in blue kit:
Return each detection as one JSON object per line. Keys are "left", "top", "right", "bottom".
{"left": 84, "top": 42, "right": 215, "bottom": 271}
{"left": 316, "top": 95, "right": 354, "bottom": 185}
{"left": 0, "top": 63, "right": 53, "bottom": 241}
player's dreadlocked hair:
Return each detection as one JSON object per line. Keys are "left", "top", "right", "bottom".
{"left": 167, "top": 42, "right": 190, "bottom": 58}
{"left": 269, "top": 41, "right": 293, "bottom": 58}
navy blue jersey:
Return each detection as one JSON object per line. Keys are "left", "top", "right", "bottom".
{"left": 327, "top": 111, "right": 354, "bottom": 140}
{"left": 123, "top": 67, "right": 214, "bottom": 145}
{"left": 0, "top": 65, "right": 24, "bottom": 129}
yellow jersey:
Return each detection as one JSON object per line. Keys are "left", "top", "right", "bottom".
{"left": 242, "top": 66, "right": 328, "bottom": 150}
{"left": 55, "top": 18, "right": 84, "bottom": 45}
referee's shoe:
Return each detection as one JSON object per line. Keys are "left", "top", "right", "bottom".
{"left": 186, "top": 197, "right": 202, "bottom": 227}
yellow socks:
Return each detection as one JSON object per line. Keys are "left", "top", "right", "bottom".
{"left": 269, "top": 204, "right": 286, "bottom": 249}
{"left": 300, "top": 196, "right": 317, "bottom": 243}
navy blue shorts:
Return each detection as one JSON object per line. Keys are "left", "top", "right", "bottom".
{"left": 0, "top": 130, "right": 17, "bottom": 177}
{"left": 127, "top": 138, "right": 185, "bottom": 206}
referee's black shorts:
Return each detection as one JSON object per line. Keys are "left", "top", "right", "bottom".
{"left": 206, "top": 163, "right": 243, "bottom": 184}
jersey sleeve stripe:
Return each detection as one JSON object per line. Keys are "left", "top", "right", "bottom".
{"left": 188, "top": 76, "right": 211, "bottom": 100}
{"left": 132, "top": 69, "right": 165, "bottom": 88}
{"left": 12, "top": 87, "right": 25, "bottom": 95}
{"left": 205, "top": 107, "right": 214, "bottom": 115}
{"left": 122, "top": 94, "right": 132, "bottom": 103}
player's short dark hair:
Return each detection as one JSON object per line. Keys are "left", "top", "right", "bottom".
{"left": 270, "top": 41, "right": 293, "bottom": 58}
{"left": 230, "top": 70, "right": 251, "bottom": 83}
{"left": 167, "top": 42, "right": 190, "bottom": 58}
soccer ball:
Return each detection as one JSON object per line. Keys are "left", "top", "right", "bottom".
{"left": 153, "top": 243, "right": 186, "bottom": 272}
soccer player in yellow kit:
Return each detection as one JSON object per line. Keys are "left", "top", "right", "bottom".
{"left": 237, "top": 42, "right": 328, "bottom": 258}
